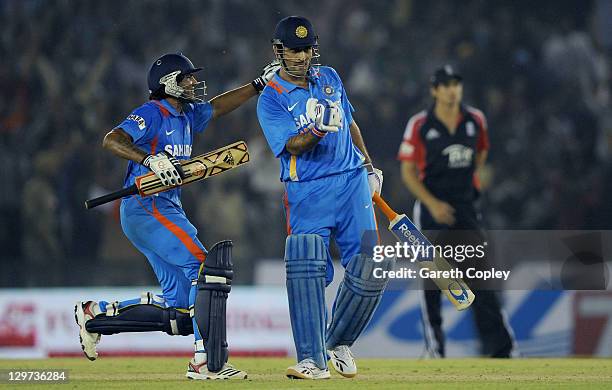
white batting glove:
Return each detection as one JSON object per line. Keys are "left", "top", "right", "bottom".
{"left": 364, "top": 163, "right": 383, "bottom": 196}
{"left": 141, "top": 151, "right": 185, "bottom": 186}
{"left": 252, "top": 60, "right": 281, "bottom": 92}
{"left": 305, "top": 98, "right": 343, "bottom": 137}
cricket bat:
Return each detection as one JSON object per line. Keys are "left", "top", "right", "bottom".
{"left": 372, "top": 193, "right": 475, "bottom": 311}
{"left": 85, "top": 140, "right": 249, "bottom": 209}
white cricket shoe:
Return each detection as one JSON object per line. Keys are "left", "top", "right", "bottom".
{"left": 74, "top": 301, "right": 102, "bottom": 361}
{"left": 186, "top": 359, "right": 247, "bottom": 380}
{"left": 327, "top": 345, "right": 357, "bottom": 378}
{"left": 286, "top": 359, "right": 331, "bottom": 380}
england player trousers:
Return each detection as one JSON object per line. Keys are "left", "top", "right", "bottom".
{"left": 120, "top": 196, "right": 206, "bottom": 308}
{"left": 414, "top": 200, "right": 514, "bottom": 358}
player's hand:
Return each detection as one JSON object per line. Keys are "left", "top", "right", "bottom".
{"left": 306, "top": 98, "right": 342, "bottom": 134}
{"left": 426, "top": 199, "right": 456, "bottom": 226}
{"left": 364, "top": 163, "right": 383, "bottom": 196}
{"left": 252, "top": 60, "right": 281, "bottom": 92}
{"left": 141, "top": 151, "right": 185, "bottom": 186}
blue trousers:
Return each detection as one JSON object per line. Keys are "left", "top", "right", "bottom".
{"left": 283, "top": 168, "right": 378, "bottom": 284}
{"left": 120, "top": 197, "right": 206, "bottom": 308}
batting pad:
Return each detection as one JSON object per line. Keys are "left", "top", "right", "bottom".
{"left": 195, "top": 240, "right": 233, "bottom": 373}
{"left": 326, "top": 253, "right": 394, "bottom": 348}
{"left": 285, "top": 234, "right": 328, "bottom": 369}
{"left": 85, "top": 304, "right": 193, "bottom": 336}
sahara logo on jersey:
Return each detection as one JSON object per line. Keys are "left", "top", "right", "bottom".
{"left": 442, "top": 144, "right": 473, "bottom": 168}
{"left": 164, "top": 144, "right": 193, "bottom": 158}
{"left": 127, "top": 114, "right": 146, "bottom": 130}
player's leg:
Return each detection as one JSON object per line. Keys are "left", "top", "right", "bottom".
{"left": 415, "top": 199, "right": 447, "bottom": 358}
{"left": 128, "top": 200, "right": 245, "bottom": 379}
{"left": 454, "top": 204, "right": 516, "bottom": 357}
{"left": 75, "top": 247, "right": 195, "bottom": 361}
{"left": 420, "top": 281, "right": 445, "bottom": 357}
{"left": 190, "top": 239, "right": 246, "bottom": 379}
{"left": 326, "top": 168, "right": 393, "bottom": 377}
{"left": 284, "top": 234, "right": 331, "bottom": 379}
{"left": 282, "top": 181, "right": 335, "bottom": 379}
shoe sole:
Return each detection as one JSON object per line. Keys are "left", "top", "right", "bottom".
{"left": 286, "top": 367, "right": 330, "bottom": 380}
{"left": 74, "top": 303, "right": 97, "bottom": 361}
{"left": 186, "top": 371, "right": 247, "bottom": 380}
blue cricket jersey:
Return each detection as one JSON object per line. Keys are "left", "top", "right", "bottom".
{"left": 256, "top": 66, "right": 365, "bottom": 182}
{"left": 114, "top": 98, "right": 213, "bottom": 206}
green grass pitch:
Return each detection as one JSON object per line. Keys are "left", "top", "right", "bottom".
{"left": 0, "top": 357, "right": 611, "bottom": 389}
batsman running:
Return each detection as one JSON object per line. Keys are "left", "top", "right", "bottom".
{"left": 75, "top": 52, "right": 279, "bottom": 380}
{"left": 257, "top": 16, "right": 393, "bottom": 379}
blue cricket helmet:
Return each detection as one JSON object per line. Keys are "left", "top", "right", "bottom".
{"left": 147, "top": 53, "right": 206, "bottom": 102}
{"left": 272, "top": 16, "right": 321, "bottom": 78}
{"left": 273, "top": 16, "right": 318, "bottom": 49}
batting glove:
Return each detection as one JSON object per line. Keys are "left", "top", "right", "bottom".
{"left": 252, "top": 60, "right": 281, "bottom": 92}
{"left": 310, "top": 99, "right": 343, "bottom": 137}
{"left": 141, "top": 151, "right": 185, "bottom": 186}
{"left": 364, "top": 163, "right": 383, "bottom": 196}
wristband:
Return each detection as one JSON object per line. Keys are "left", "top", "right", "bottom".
{"left": 310, "top": 127, "right": 327, "bottom": 138}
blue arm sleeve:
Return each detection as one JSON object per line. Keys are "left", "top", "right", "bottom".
{"left": 114, "top": 105, "right": 160, "bottom": 145}
{"left": 191, "top": 102, "right": 213, "bottom": 134}
{"left": 257, "top": 93, "right": 298, "bottom": 158}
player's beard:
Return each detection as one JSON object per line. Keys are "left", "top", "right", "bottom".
{"left": 283, "top": 60, "right": 311, "bottom": 78}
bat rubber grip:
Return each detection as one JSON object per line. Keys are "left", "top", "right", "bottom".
{"left": 372, "top": 193, "right": 398, "bottom": 221}
{"left": 85, "top": 185, "right": 138, "bottom": 209}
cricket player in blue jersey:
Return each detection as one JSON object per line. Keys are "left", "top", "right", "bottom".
{"left": 257, "top": 16, "right": 393, "bottom": 379}
{"left": 74, "top": 52, "right": 279, "bottom": 380}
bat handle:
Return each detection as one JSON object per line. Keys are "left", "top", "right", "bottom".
{"left": 372, "top": 193, "right": 399, "bottom": 221}
{"left": 85, "top": 185, "right": 138, "bottom": 209}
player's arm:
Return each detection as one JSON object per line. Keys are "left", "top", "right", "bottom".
{"left": 473, "top": 107, "right": 490, "bottom": 188}
{"left": 209, "top": 84, "right": 258, "bottom": 119}
{"left": 475, "top": 150, "right": 488, "bottom": 169}
{"left": 103, "top": 128, "right": 184, "bottom": 186}
{"left": 349, "top": 120, "right": 372, "bottom": 164}
{"left": 210, "top": 61, "right": 280, "bottom": 119}
{"left": 401, "top": 161, "right": 455, "bottom": 225}
{"left": 286, "top": 99, "right": 341, "bottom": 155}
{"left": 285, "top": 130, "right": 323, "bottom": 155}
{"left": 102, "top": 128, "right": 147, "bottom": 163}
{"left": 350, "top": 119, "right": 384, "bottom": 195}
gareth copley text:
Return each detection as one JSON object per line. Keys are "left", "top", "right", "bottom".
{"left": 373, "top": 267, "right": 511, "bottom": 281}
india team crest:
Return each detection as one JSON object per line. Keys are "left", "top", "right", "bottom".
{"left": 324, "top": 85, "right": 335, "bottom": 96}
{"left": 295, "top": 26, "right": 308, "bottom": 38}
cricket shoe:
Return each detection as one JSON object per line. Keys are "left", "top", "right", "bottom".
{"left": 186, "top": 359, "right": 247, "bottom": 380}
{"left": 74, "top": 301, "right": 102, "bottom": 361}
{"left": 286, "top": 359, "right": 331, "bottom": 380}
{"left": 327, "top": 345, "right": 357, "bottom": 378}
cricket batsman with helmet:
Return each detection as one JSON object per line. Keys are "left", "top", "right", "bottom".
{"left": 75, "top": 52, "right": 279, "bottom": 380}
{"left": 257, "top": 16, "right": 393, "bottom": 379}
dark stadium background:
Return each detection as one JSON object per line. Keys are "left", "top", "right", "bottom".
{"left": 1, "top": 0, "right": 611, "bottom": 286}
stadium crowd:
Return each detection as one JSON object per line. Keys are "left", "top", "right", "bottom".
{"left": 1, "top": 0, "right": 610, "bottom": 286}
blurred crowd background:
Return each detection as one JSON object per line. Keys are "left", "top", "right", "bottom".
{"left": 1, "top": 0, "right": 611, "bottom": 286}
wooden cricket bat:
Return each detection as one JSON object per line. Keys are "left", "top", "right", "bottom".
{"left": 372, "top": 193, "right": 475, "bottom": 311}
{"left": 85, "top": 140, "right": 249, "bottom": 209}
